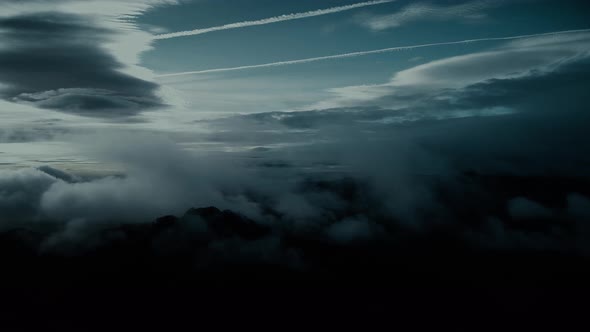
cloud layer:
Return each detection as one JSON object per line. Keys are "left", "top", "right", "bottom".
{"left": 1, "top": 0, "right": 589, "bottom": 274}
{"left": 0, "top": 1, "right": 172, "bottom": 118}
{"left": 3, "top": 42, "right": 590, "bottom": 254}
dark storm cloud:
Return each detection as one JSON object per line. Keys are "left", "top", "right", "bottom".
{"left": 0, "top": 12, "right": 163, "bottom": 118}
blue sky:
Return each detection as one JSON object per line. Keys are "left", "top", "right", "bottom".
{"left": 133, "top": 0, "right": 590, "bottom": 114}
{"left": 0, "top": 0, "right": 590, "bottom": 238}
{"left": 143, "top": 0, "right": 589, "bottom": 74}
{"left": 0, "top": 0, "right": 589, "bottom": 173}
{"left": 1, "top": 0, "right": 588, "bottom": 122}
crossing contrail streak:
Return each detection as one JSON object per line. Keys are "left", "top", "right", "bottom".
{"left": 154, "top": 0, "right": 395, "bottom": 40}
{"left": 156, "top": 29, "right": 590, "bottom": 78}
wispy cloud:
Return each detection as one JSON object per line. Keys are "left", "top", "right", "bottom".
{"left": 154, "top": 0, "right": 394, "bottom": 40}
{"left": 155, "top": 29, "right": 590, "bottom": 77}
{"left": 360, "top": 0, "right": 497, "bottom": 31}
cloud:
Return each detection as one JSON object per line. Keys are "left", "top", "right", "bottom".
{"left": 568, "top": 194, "right": 590, "bottom": 220}
{"left": 156, "top": 29, "right": 590, "bottom": 77}
{"left": 13, "top": 88, "right": 163, "bottom": 118}
{"left": 358, "top": 0, "right": 497, "bottom": 31}
{"left": 279, "top": 57, "right": 589, "bottom": 177}
{"left": 1, "top": 88, "right": 589, "bottom": 261}
{"left": 154, "top": 0, "right": 394, "bottom": 40}
{"left": 0, "top": 125, "right": 436, "bottom": 231}
{"left": 0, "top": 3, "right": 174, "bottom": 118}
{"left": 173, "top": 37, "right": 590, "bottom": 237}
{"left": 313, "top": 31, "right": 590, "bottom": 108}
{"left": 0, "top": 125, "right": 68, "bottom": 143}
{"left": 508, "top": 198, "right": 553, "bottom": 220}
{"left": 37, "top": 165, "right": 81, "bottom": 183}
{"left": 326, "top": 216, "right": 382, "bottom": 243}
{"left": 1, "top": 0, "right": 178, "bottom": 17}
{"left": 1, "top": 2, "right": 589, "bottom": 265}
{"left": 0, "top": 168, "right": 57, "bottom": 226}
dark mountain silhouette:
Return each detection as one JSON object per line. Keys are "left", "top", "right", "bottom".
{"left": 1, "top": 174, "right": 590, "bottom": 330}
{"left": 0, "top": 173, "right": 589, "bottom": 288}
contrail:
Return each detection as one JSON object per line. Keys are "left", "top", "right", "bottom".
{"left": 154, "top": 0, "right": 395, "bottom": 40}
{"left": 156, "top": 29, "right": 590, "bottom": 78}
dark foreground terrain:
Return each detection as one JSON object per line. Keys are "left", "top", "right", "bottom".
{"left": 1, "top": 174, "right": 589, "bottom": 330}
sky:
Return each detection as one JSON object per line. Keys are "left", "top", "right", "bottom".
{"left": 1, "top": 0, "right": 590, "bottom": 247}
{"left": 1, "top": 0, "right": 588, "bottom": 160}
{"left": 144, "top": 0, "right": 590, "bottom": 113}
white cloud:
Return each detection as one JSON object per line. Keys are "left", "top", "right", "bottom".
{"left": 312, "top": 31, "right": 590, "bottom": 110}
{"left": 154, "top": 0, "right": 394, "bottom": 40}
{"left": 156, "top": 29, "right": 590, "bottom": 78}
{"left": 359, "top": 0, "right": 497, "bottom": 31}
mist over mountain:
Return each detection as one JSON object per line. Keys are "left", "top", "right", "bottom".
{"left": 2, "top": 165, "right": 590, "bottom": 285}
{"left": 1, "top": 0, "right": 590, "bottom": 329}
